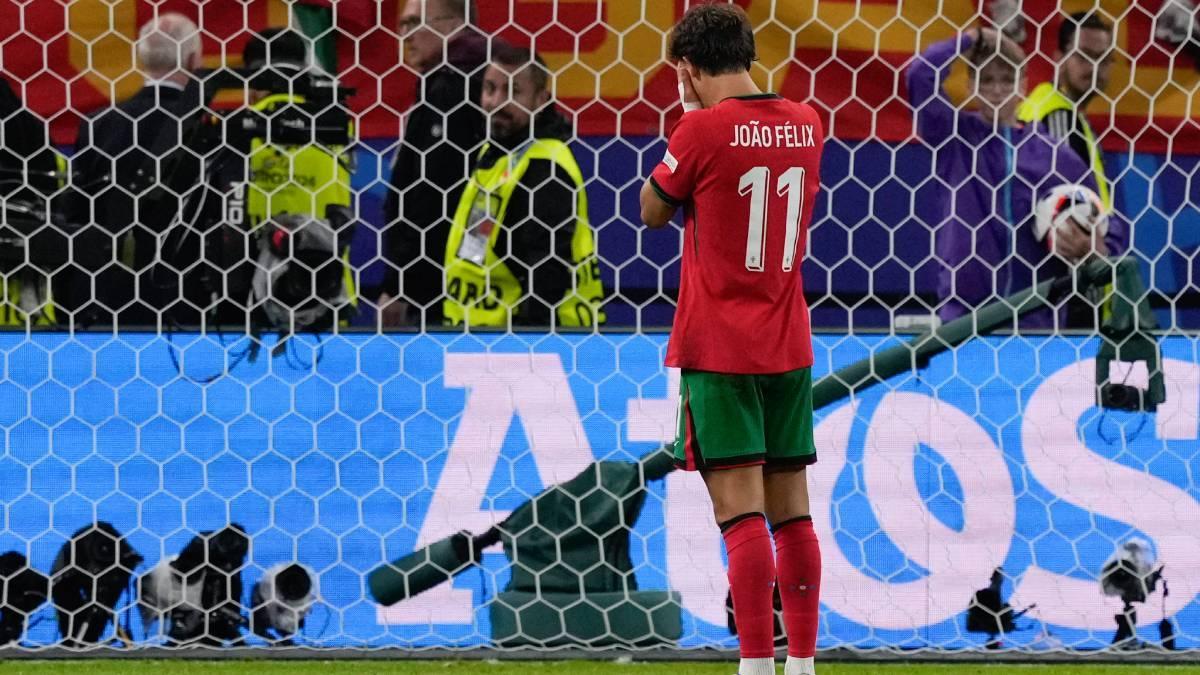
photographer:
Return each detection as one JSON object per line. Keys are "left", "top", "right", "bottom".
{"left": 165, "top": 28, "right": 356, "bottom": 338}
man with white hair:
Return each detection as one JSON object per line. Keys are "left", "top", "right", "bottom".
{"left": 69, "top": 12, "right": 202, "bottom": 328}
{"left": 135, "top": 13, "right": 203, "bottom": 87}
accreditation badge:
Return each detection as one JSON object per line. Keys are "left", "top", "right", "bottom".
{"left": 457, "top": 192, "right": 500, "bottom": 266}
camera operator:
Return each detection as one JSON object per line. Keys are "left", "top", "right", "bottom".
{"left": 0, "top": 75, "right": 64, "bottom": 326}
{"left": 69, "top": 13, "right": 202, "bottom": 328}
{"left": 167, "top": 28, "right": 356, "bottom": 338}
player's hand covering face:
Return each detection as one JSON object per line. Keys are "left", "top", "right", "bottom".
{"left": 678, "top": 62, "right": 702, "bottom": 111}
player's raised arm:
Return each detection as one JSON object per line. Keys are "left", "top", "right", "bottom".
{"left": 639, "top": 176, "right": 676, "bottom": 228}
{"left": 641, "top": 65, "right": 702, "bottom": 228}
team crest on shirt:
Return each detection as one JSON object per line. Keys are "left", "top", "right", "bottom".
{"left": 662, "top": 149, "right": 678, "bottom": 173}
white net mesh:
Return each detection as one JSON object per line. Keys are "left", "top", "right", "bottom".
{"left": 0, "top": 0, "right": 1197, "bottom": 655}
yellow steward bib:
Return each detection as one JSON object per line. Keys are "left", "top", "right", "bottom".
{"left": 443, "top": 138, "right": 605, "bottom": 328}
{"left": 1017, "top": 82, "right": 1112, "bottom": 209}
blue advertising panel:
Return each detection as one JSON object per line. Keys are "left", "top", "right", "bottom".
{"left": 2, "top": 332, "right": 1197, "bottom": 650}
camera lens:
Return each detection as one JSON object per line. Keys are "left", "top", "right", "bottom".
{"left": 1101, "top": 383, "right": 1143, "bottom": 411}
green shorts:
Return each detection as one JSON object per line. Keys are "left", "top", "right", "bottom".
{"left": 674, "top": 367, "right": 817, "bottom": 472}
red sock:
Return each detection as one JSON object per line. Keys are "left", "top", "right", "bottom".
{"left": 774, "top": 516, "right": 821, "bottom": 658}
{"left": 722, "top": 513, "right": 777, "bottom": 659}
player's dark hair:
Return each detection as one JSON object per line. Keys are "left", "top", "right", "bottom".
{"left": 1058, "top": 11, "right": 1112, "bottom": 53}
{"left": 492, "top": 42, "right": 550, "bottom": 94}
{"left": 668, "top": 3, "right": 756, "bottom": 75}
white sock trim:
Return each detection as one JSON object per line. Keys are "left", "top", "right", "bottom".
{"left": 738, "top": 656, "right": 775, "bottom": 675}
{"left": 784, "top": 654, "right": 816, "bottom": 675}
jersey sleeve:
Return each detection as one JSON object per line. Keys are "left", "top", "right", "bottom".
{"left": 648, "top": 113, "right": 704, "bottom": 207}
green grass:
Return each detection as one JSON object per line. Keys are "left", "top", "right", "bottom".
{"left": 3, "top": 662, "right": 1200, "bottom": 675}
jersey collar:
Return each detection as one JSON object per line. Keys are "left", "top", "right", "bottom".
{"left": 721, "top": 93, "right": 782, "bottom": 102}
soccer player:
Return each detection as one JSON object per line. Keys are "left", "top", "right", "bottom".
{"left": 639, "top": 5, "right": 824, "bottom": 675}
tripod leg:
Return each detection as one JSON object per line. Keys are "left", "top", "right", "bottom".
{"left": 1112, "top": 604, "right": 1137, "bottom": 647}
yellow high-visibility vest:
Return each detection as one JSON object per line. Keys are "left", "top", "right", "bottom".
{"left": 0, "top": 275, "right": 54, "bottom": 326}
{"left": 1018, "top": 82, "right": 1112, "bottom": 209}
{"left": 443, "top": 138, "right": 605, "bottom": 328}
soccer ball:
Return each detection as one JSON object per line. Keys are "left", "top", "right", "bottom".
{"left": 1033, "top": 184, "right": 1108, "bottom": 243}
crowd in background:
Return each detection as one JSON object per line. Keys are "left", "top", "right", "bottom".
{"left": 0, "top": 0, "right": 1198, "bottom": 334}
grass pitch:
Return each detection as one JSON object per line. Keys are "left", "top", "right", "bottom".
{"left": 2, "top": 662, "right": 1200, "bottom": 674}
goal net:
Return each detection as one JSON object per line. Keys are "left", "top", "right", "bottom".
{"left": 0, "top": 0, "right": 1197, "bottom": 655}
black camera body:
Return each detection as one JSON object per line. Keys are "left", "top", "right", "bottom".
{"left": 1099, "top": 382, "right": 1148, "bottom": 412}
{"left": 196, "top": 67, "right": 355, "bottom": 148}
{"left": 153, "top": 66, "right": 356, "bottom": 335}
{"left": 199, "top": 66, "right": 353, "bottom": 108}
{"left": 1102, "top": 560, "right": 1162, "bottom": 605}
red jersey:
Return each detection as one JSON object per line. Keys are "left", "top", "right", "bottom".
{"left": 650, "top": 94, "right": 823, "bottom": 374}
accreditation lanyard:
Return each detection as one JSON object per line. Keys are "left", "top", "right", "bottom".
{"left": 1001, "top": 126, "right": 1016, "bottom": 296}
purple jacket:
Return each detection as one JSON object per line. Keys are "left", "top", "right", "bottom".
{"left": 906, "top": 35, "right": 1129, "bottom": 329}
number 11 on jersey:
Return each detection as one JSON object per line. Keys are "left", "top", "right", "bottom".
{"left": 738, "top": 166, "right": 806, "bottom": 272}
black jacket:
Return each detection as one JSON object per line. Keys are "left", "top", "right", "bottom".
{"left": 0, "top": 77, "right": 57, "bottom": 201}
{"left": 382, "top": 29, "right": 488, "bottom": 326}
{"left": 0, "top": 78, "right": 61, "bottom": 324}
{"left": 70, "top": 83, "right": 200, "bottom": 325}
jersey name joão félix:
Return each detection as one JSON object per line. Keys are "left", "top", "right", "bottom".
{"left": 650, "top": 93, "right": 824, "bottom": 374}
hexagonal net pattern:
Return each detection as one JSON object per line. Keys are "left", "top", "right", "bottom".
{"left": 0, "top": 0, "right": 1197, "bottom": 657}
